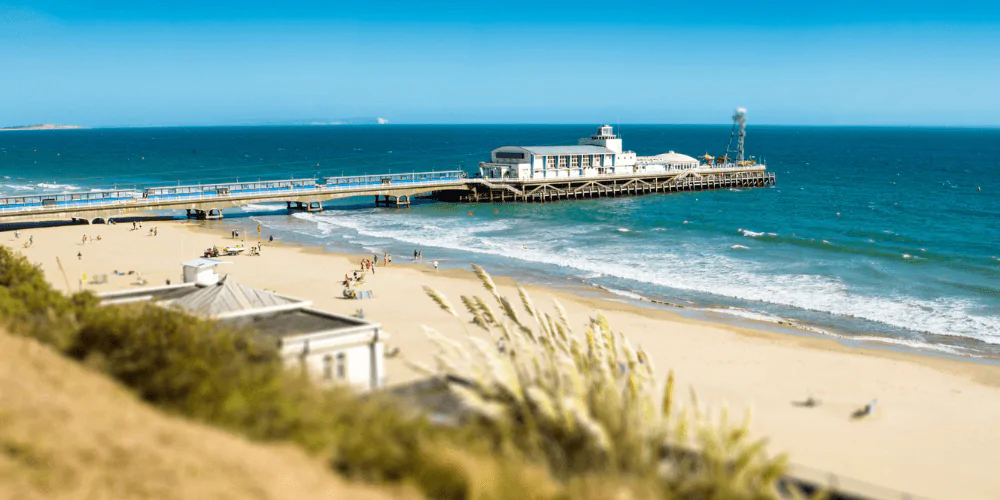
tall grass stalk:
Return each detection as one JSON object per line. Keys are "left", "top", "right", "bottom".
{"left": 421, "top": 265, "right": 790, "bottom": 498}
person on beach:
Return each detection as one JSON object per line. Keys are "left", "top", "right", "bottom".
{"left": 77, "top": 251, "right": 82, "bottom": 260}
{"left": 28, "top": 235, "right": 33, "bottom": 246}
{"left": 383, "top": 253, "right": 388, "bottom": 266}
{"left": 414, "top": 249, "right": 418, "bottom": 261}
{"left": 269, "top": 235, "right": 274, "bottom": 244}
{"left": 433, "top": 260, "right": 438, "bottom": 270}
{"left": 132, "top": 222, "right": 137, "bottom": 230}
{"left": 388, "top": 255, "right": 392, "bottom": 265}
{"left": 374, "top": 254, "right": 378, "bottom": 266}
{"left": 14, "top": 231, "right": 19, "bottom": 238}
{"left": 419, "top": 250, "right": 422, "bottom": 260}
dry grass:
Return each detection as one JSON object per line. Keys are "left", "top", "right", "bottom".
{"left": 422, "top": 265, "right": 791, "bottom": 498}
{"left": 0, "top": 329, "right": 415, "bottom": 500}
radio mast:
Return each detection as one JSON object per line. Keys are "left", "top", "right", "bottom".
{"left": 724, "top": 107, "right": 748, "bottom": 163}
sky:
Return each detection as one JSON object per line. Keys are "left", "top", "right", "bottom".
{"left": 1, "top": 1, "right": 999, "bottom": 127}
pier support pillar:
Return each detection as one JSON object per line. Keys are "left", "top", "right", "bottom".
{"left": 286, "top": 201, "right": 324, "bottom": 213}
{"left": 186, "top": 208, "right": 222, "bottom": 220}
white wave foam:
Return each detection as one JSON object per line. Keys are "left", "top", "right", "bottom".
{"left": 4, "top": 184, "right": 35, "bottom": 191}
{"left": 36, "top": 182, "right": 80, "bottom": 190}
{"left": 740, "top": 229, "right": 764, "bottom": 238}
{"left": 602, "top": 287, "right": 646, "bottom": 301}
{"left": 617, "top": 228, "right": 630, "bottom": 233}
{"left": 731, "top": 244, "right": 750, "bottom": 250}
{"left": 240, "top": 203, "right": 287, "bottom": 212}
{"left": 278, "top": 209, "right": 1000, "bottom": 345}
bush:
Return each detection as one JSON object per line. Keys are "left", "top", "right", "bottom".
{"left": 0, "top": 246, "right": 96, "bottom": 348}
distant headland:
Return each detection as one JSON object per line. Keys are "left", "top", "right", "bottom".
{"left": 0, "top": 124, "right": 86, "bottom": 131}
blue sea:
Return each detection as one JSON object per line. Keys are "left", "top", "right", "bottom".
{"left": 2, "top": 125, "right": 999, "bottom": 358}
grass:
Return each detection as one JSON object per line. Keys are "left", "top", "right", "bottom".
{"left": 0, "top": 245, "right": 800, "bottom": 499}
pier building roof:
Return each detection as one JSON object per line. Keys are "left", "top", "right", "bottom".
{"left": 500, "top": 145, "right": 614, "bottom": 156}
{"left": 640, "top": 151, "right": 699, "bottom": 163}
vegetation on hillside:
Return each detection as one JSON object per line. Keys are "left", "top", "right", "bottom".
{"left": 0, "top": 245, "right": 799, "bottom": 499}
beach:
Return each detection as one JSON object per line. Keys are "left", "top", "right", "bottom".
{"left": 6, "top": 220, "right": 1000, "bottom": 500}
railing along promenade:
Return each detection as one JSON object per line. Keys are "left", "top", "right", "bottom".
{"left": 0, "top": 165, "right": 775, "bottom": 223}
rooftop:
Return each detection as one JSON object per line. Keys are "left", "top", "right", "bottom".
{"left": 502, "top": 145, "right": 614, "bottom": 156}
{"left": 182, "top": 258, "right": 227, "bottom": 268}
{"left": 167, "top": 275, "right": 302, "bottom": 318}
{"left": 220, "top": 308, "right": 370, "bottom": 339}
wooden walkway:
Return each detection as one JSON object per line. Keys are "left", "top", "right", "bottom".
{"left": 435, "top": 169, "right": 775, "bottom": 203}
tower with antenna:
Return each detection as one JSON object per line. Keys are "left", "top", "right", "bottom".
{"left": 724, "top": 107, "right": 748, "bottom": 164}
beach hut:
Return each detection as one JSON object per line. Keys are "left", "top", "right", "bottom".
{"left": 182, "top": 258, "right": 227, "bottom": 286}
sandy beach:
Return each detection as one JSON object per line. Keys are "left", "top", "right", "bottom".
{"left": 6, "top": 220, "right": 1000, "bottom": 500}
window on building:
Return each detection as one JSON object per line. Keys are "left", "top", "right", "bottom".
{"left": 570, "top": 155, "right": 579, "bottom": 167}
{"left": 558, "top": 156, "right": 568, "bottom": 167}
{"left": 496, "top": 151, "right": 525, "bottom": 160}
{"left": 335, "top": 352, "right": 347, "bottom": 380}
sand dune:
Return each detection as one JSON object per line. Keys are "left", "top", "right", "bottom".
{"left": 0, "top": 329, "right": 411, "bottom": 500}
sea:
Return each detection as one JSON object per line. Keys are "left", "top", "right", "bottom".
{"left": 2, "top": 125, "right": 999, "bottom": 359}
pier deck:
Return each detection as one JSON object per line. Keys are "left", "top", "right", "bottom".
{"left": 0, "top": 167, "right": 774, "bottom": 224}
{"left": 433, "top": 168, "right": 775, "bottom": 203}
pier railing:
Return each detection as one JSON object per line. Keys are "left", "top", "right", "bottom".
{"left": 0, "top": 170, "right": 467, "bottom": 214}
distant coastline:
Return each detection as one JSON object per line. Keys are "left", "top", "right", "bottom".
{"left": 0, "top": 124, "right": 86, "bottom": 131}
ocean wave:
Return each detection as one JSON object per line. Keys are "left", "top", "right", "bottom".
{"left": 739, "top": 229, "right": 764, "bottom": 238}
{"left": 240, "top": 203, "right": 287, "bottom": 212}
{"left": 273, "top": 210, "right": 1000, "bottom": 346}
{"left": 36, "top": 182, "right": 80, "bottom": 190}
{"left": 617, "top": 228, "right": 630, "bottom": 233}
{"left": 731, "top": 244, "right": 750, "bottom": 250}
{"left": 4, "top": 184, "right": 36, "bottom": 191}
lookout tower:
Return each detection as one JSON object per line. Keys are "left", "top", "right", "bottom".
{"left": 579, "top": 125, "right": 623, "bottom": 154}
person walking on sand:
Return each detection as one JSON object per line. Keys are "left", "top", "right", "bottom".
{"left": 269, "top": 234, "right": 274, "bottom": 244}
{"left": 383, "top": 253, "right": 388, "bottom": 266}
{"left": 414, "top": 249, "right": 418, "bottom": 261}
{"left": 29, "top": 235, "right": 33, "bottom": 246}
{"left": 373, "top": 254, "right": 378, "bottom": 266}
{"left": 14, "top": 230, "right": 19, "bottom": 239}
{"left": 419, "top": 250, "right": 422, "bottom": 260}
{"left": 433, "top": 260, "right": 439, "bottom": 271}
{"left": 77, "top": 251, "right": 82, "bottom": 260}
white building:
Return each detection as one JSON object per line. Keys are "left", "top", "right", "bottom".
{"left": 182, "top": 258, "right": 227, "bottom": 286}
{"left": 480, "top": 125, "right": 638, "bottom": 180}
{"left": 635, "top": 151, "right": 701, "bottom": 173}
{"left": 98, "top": 276, "right": 387, "bottom": 391}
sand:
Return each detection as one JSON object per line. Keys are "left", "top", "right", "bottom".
{"left": 5, "top": 220, "right": 1000, "bottom": 500}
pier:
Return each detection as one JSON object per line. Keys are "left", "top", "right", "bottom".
{"left": 0, "top": 166, "right": 774, "bottom": 224}
{"left": 435, "top": 168, "right": 775, "bottom": 203}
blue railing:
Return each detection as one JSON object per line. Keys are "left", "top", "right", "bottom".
{"left": 0, "top": 170, "right": 468, "bottom": 213}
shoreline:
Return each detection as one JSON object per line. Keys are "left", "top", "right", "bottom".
{"left": 5, "top": 219, "right": 1000, "bottom": 499}
{"left": 203, "top": 211, "right": 1000, "bottom": 367}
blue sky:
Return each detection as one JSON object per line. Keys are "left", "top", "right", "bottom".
{"left": 1, "top": 1, "right": 999, "bottom": 126}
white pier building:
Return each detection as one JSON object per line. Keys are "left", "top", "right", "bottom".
{"left": 479, "top": 125, "right": 700, "bottom": 180}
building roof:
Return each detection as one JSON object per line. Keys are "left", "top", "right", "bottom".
{"left": 221, "top": 308, "right": 370, "bottom": 339}
{"left": 182, "top": 258, "right": 226, "bottom": 268}
{"left": 166, "top": 275, "right": 302, "bottom": 318}
{"left": 640, "top": 151, "right": 700, "bottom": 164}
{"left": 497, "top": 145, "right": 613, "bottom": 156}
{"left": 100, "top": 283, "right": 200, "bottom": 304}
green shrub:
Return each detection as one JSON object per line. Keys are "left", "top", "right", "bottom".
{"left": 0, "top": 246, "right": 96, "bottom": 349}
